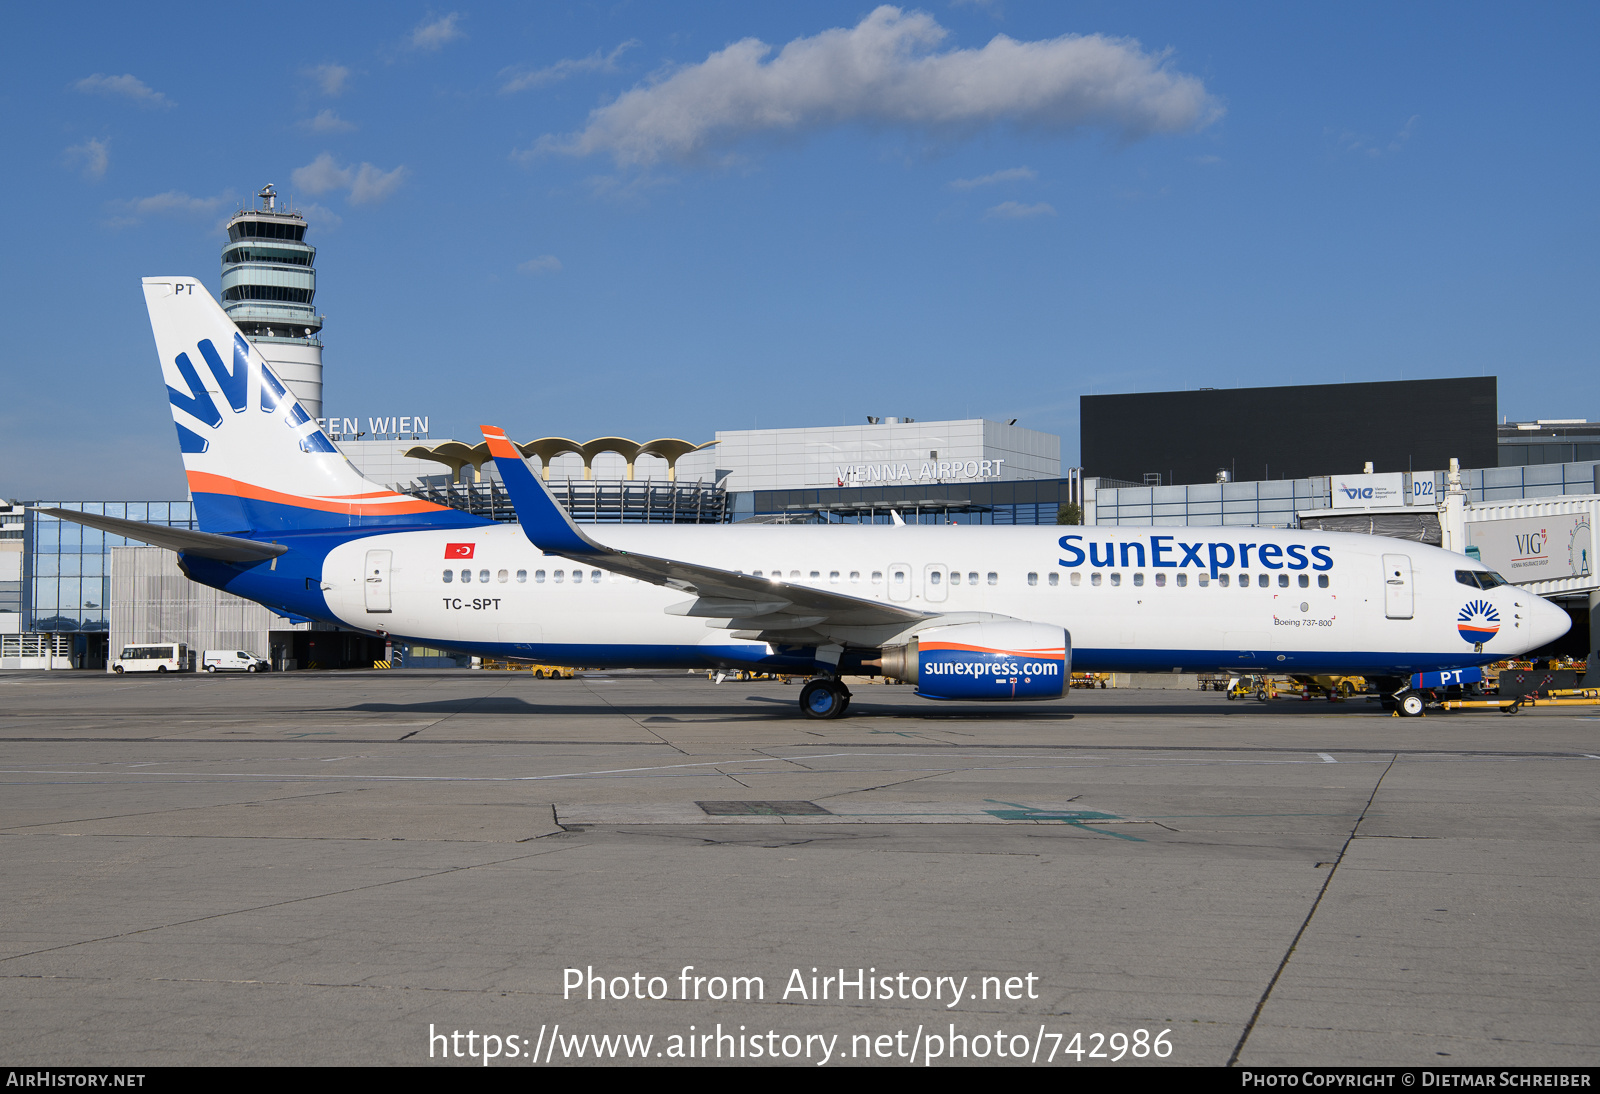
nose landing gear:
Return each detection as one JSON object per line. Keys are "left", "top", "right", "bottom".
{"left": 799, "top": 678, "right": 852, "bottom": 719}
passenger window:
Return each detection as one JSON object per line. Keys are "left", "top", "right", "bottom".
{"left": 554, "top": 570, "right": 564, "bottom": 583}
{"left": 1027, "top": 572, "right": 1038, "bottom": 586}
{"left": 1299, "top": 573, "right": 1309, "bottom": 588}
{"left": 1258, "top": 573, "right": 1269, "bottom": 588}
{"left": 871, "top": 571, "right": 882, "bottom": 584}
{"left": 1133, "top": 572, "right": 1144, "bottom": 587}
{"left": 948, "top": 572, "right": 960, "bottom": 586}
{"left": 461, "top": 569, "right": 472, "bottom": 583}
{"left": 753, "top": 570, "right": 762, "bottom": 578}
{"left": 1278, "top": 574, "right": 1288, "bottom": 587}
{"left": 1318, "top": 574, "right": 1330, "bottom": 588}
{"left": 1048, "top": 572, "right": 1059, "bottom": 586}
{"left": 790, "top": 570, "right": 800, "bottom": 579}
{"left": 535, "top": 570, "right": 545, "bottom": 583}
{"left": 1176, "top": 573, "right": 1187, "bottom": 587}
{"left": 850, "top": 571, "right": 860, "bottom": 583}
{"left": 1218, "top": 574, "right": 1229, "bottom": 587}
{"left": 516, "top": 570, "right": 527, "bottom": 582}
{"left": 987, "top": 572, "right": 997, "bottom": 585}
{"left": 1154, "top": 573, "right": 1165, "bottom": 587}
{"left": 498, "top": 569, "right": 508, "bottom": 583}
{"left": 893, "top": 570, "right": 905, "bottom": 584}
{"left": 479, "top": 569, "right": 490, "bottom": 584}
{"left": 1110, "top": 573, "right": 1122, "bottom": 587}
{"left": 1090, "top": 573, "right": 1102, "bottom": 586}
{"left": 591, "top": 570, "right": 602, "bottom": 583}
{"left": 829, "top": 571, "right": 840, "bottom": 583}
{"left": 969, "top": 572, "right": 979, "bottom": 585}
{"left": 809, "top": 570, "right": 820, "bottom": 579}
{"left": 930, "top": 572, "right": 942, "bottom": 585}
{"left": 443, "top": 570, "right": 453, "bottom": 583}
{"left": 1198, "top": 573, "right": 1209, "bottom": 587}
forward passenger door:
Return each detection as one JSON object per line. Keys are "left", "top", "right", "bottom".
{"left": 1381, "top": 553, "right": 1413, "bottom": 619}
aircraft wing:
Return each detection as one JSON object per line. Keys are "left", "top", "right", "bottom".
{"left": 481, "top": 426, "right": 930, "bottom": 641}
{"left": 37, "top": 508, "right": 287, "bottom": 562}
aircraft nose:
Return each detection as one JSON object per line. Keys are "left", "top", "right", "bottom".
{"left": 1529, "top": 594, "right": 1572, "bottom": 648}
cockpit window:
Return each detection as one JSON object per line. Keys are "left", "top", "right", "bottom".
{"left": 1456, "top": 569, "right": 1509, "bottom": 590}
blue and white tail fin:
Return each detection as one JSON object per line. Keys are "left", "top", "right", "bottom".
{"left": 144, "top": 276, "right": 484, "bottom": 536}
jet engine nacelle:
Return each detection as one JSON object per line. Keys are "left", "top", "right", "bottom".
{"left": 872, "top": 621, "right": 1070, "bottom": 701}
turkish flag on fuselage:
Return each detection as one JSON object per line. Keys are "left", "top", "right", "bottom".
{"left": 445, "top": 543, "right": 475, "bottom": 559}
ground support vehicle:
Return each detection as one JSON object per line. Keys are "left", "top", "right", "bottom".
{"left": 203, "top": 650, "right": 270, "bottom": 673}
{"left": 112, "top": 643, "right": 191, "bottom": 674}
{"left": 483, "top": 659, "right": 575, "bottom": 679}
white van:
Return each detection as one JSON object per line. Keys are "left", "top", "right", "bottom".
{"left": 203, "top": 650, "right": 270, "bottom": 673}
{"left": 113, "top": 643, "right": 190, "bottom": 674}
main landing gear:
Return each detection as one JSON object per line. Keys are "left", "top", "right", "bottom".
{"left": 799, "top": 677, "right": 852, "bottom": 720}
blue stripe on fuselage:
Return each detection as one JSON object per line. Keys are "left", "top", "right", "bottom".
{"left": 190, "top": 491, "right": 492, "bottom": 537}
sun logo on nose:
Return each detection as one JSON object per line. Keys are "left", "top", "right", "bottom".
{"left": 1457, "top": 598, "right": 1500, "bottom": 644}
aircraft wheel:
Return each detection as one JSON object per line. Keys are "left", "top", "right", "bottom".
{"left": 1399, "top": 693, "right": 1425, "bottom": 717}
{"left": 799, "top": 680, "right": 847, "bottom": 720}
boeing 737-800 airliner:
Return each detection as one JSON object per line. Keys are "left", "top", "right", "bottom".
{"left": 43, "top": 278, "right": 1570, "bottom": 718}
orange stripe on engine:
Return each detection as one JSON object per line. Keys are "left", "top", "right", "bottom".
{"left": 480, "top": 424, "right": 519, "bottom": 459}
{"left": 185, "top": 471, "right": 451, "bottom": 516}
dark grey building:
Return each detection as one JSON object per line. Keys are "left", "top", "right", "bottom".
{"left": 1082, "top": 378, "right": 1498, "bottom": 486}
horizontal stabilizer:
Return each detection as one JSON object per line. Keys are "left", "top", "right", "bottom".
{"left": 37, "top": 508, "right": 287, "bottom": 562}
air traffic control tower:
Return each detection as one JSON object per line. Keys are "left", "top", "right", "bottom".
{"left": 221, "top": 184, "right": 324, "bottom": 419}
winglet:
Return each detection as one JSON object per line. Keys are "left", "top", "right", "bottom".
{"left": 481, "top": 425, "right": 601, "bottom": 558}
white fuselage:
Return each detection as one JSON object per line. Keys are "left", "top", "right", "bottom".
{"left": 314, "top": 524, "right": 1569, "bottom": 676}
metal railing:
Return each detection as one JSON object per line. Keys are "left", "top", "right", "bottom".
{"left": 399, "top": 478, "right": 729, "bottom": 524}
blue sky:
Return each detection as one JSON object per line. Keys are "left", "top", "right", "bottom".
{"left": 3, "top": 2, "right": 1596, "bottom": 499}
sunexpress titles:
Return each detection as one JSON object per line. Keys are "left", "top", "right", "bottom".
{"left": 1058, "top": 535, "right": 1335, "bottom": 580}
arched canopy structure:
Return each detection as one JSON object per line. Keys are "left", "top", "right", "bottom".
{"left": 405, "top": 436, "right": 717, "bottom": 482}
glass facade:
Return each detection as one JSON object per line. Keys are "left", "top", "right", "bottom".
{"left": 1094, "top": 460, "right": 1600, "bottom": 527}
{"left": 1094, "top": 478, "right": 1332, "bottom": 528}
{"left": 742, "top": 478, "right": 1079, "bottom": 525}
{"left": 25, "top": 502, "right": 196, "bottom": 632}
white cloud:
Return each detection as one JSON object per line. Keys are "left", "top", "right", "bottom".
{"left": 984, "top": 200, "right": 1055, "bottom": 219}
{"left": 306, "top": 64, "right": 352, "bottom": 96}
{"left": 501, "top": 40, "right": 639, "bottom": 93}
{"left": 65, "top": 138, "right": 110, "bottom": 180}
{"left": 349, "top": 163, "right": 408, "bottom": 204}
{"left": 105, "top": 190, "right": 228, "bottom": 227}
{"left": 292, "top": 154, "right": 408, "bottom": 204}
{"left": 950, "top": 166, "right": 1035, "bottom": 190}
{"left": 518, "top": 255, "right": 562, "bottom": 275}
{"left": 300, "top": 109, "right": 357, "bottom": 134}
{"left": 73, "top": 73, "right": 172, "bottom": 108}
{"left": 411, "top": 12, "right": 465, "bottom": 51}
{"left": 301, "top": 203, "right": 343, "bottom": 230}
{"left": 1334, "top": 115, "right": 1420, "bottom": 158}
{"left": 539, "top": 6, "right": 1219, "bottom": 167}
